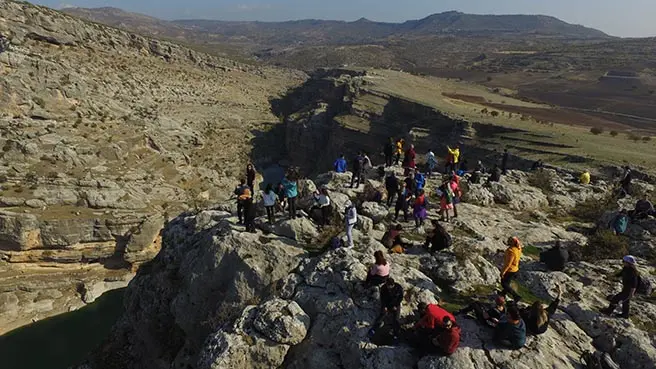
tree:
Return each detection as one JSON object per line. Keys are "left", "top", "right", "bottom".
{"left": 490, "top": 111, "right": 500, "bottom": 117}
{"left": 643, "top": 136, "right": 652, "bottom": 143}
{"left": 609, "top": 131, "right": 619, "bottom": 137}
{"left": 590, "top": 127, "right": 604, "bottom": 135}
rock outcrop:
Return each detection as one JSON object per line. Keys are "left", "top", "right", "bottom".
{"left": 76, "top": 165, "right": 656, "bottom": 369}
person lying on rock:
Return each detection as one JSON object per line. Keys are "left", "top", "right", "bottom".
{"left": 539, "top": 241, "right": 569, "bottom": 271}
{"left": 369, "top": 277, "right": 404, "bottom": 342}
{"left": 423, "top": 220, "right": 452, "bottom": 253}
{"left": 500, "top": 236, "right": 523, "bottom": 302}
{"left": 600, "top": 255, "right": 640, "bottom": 319}
{"left": 456, "top": 294, "right": 506, "bottom": 328}
{"left": 520, "top": 285, "right": 562, "bottom": 335}
{"left": 494, "top": 303, "right": 526, "bottom": 350}
{"left": 365, "top": 250, "right": 390, "bottom": 288}
{"left": 425, "top": 317, "right": 461, "bottom": 356}
{"left": 630, "top": 194, "right": 656, "bottom": 220}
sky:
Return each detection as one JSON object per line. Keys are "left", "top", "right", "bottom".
{"left": 28, "top": 0, "right": 656, "bottom": 37}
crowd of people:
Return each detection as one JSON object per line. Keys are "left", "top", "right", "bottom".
{"left": 229, "top": 137, "right": 653, "bottom": 357}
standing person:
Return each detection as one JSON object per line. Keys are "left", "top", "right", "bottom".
{"left": 601, "top": 255, "right": 640, "bottom": 318}
{"left": 365, "top": 250, "right": 391, "bottom": 287}
{"left": 426, "top": 150, "right": 438, "bottom": 177}
{"left": 363, "top": 152, "right": 373, "bottom": 178}
{"left": 370, "top": 278, "right": 404, "bottom": 341}
{"left": 403, "top": 145, "right": 416, "bottom": 176}
{"left": 395, "top": 139, "right": 405, "bottom": 166}
{"left": 619, "top": 166, "right": 632, "bottom": 197}
{"left": 501, "top": 149, "right": 509, "bottom": 175}
{"left": 494, "top": 304, "right": 526, "bottom": 349}
{"left": 262, "top": 183, "right": 278, "bottom": 224}
{"left": 240, "top": 188, "right": 256, "bottom": 233}
{"left": 384, "top": 138, "right": 395, "bottom": 167}
{"left": 394, "top": 182, "right": 412, "bottom": 222}
{"left": 438, "top": 183, "right": 454, "bottom": 222}
{"left": 333, "top": 154, "right": 347, "bottom": 173}
{"left": 350, "top": 152, "right": 365, "bottom": 188}
{"left": 449, "top": 174, "right": 461, "bottom": 219}
{"left": 580, "top": 170, "right": 591, "bottom": 185}
{"left": 345, "top": 200, "right": 358, "bottom": 248}
{"left": 385, "top": 172, "right": 400, "bottom": 207}
{"left": 424, "top": 220, "right": 452, "bottom": 253}
{"left": 404, "top": 173, "right": 417, "bottom": 196}
{"left": 310, "top": 186, "right": 332, "bottom": 227}
{"left": 413, "top": 189, "right": 428, "bottom": 229}
{"left": 446, "top": 145, "right": 461, "bottom": 174}
{"left": 414, "top": 172, "right": 426, "bottom": 196}
{"left": 234, "top": 179, "right": 249, "bottom": 224}
{"left": 520, "top": 285, "right": 562, "bottom": 335}
{"left": 246, "top": 163, "right": 257, "bottom": 190}
{"left": 500, "top": 237, "right": 523, "bottom": 302}
{"left": 282, "top": 175, "right": 298, "bottom": 219}
{"left": 275, "top": 182, "right": 287, "bottom": 213}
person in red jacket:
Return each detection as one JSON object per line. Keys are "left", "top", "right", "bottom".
{"left": 416, "top": 302, "right": 456, "bottom": 330}
{"left": 431, "top": 317, "right": 461, "bottom": 356}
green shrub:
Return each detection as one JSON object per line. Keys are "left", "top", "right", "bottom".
{"left": 590, "top": 127, "right": 604, "bottom": 135}
{"left": 571, "top": 193, "right": 615, "bottom": 222}
{"left": 610, "top": 131, "right": 619, "bottom": 137}
{"left": 579, "top": 230, "right": 628, "bottom": 262}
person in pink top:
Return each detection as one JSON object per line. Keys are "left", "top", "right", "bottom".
{"left": 449, "top": 173, "right": 461, "bottom": 218}
{"left": 366, "top": 250, "right": 390, "bottom": 287}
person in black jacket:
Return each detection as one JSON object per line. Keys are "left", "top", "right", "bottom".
{"left": 246, "top": 163, "right": 257, "bottom": 190}
{"left": 384, "top": 138, "right": 395, "bottom": 167}
{"left": 501, "top": 149, "right": 509, "bottom": 175}
{"left": 539, "top": 241, "right": 569, "bottom": 271}
{"left": 234, "top": 179, "right": 249, "bottom": 224}
{"left": 385, "top": 172, "right": 400, "bottom": 207}
{"left": 424, "top": 220, "right": 452, "bottom": 253}
{"left": 601, "top": 255, "right": 640, "bottom": 318}
{"left": 520, "top": 285, "right": 561, "bottom": 335}
{"left": 371, "top": 277, "right": 404, "bottom": 339}
{"left": 456, "top": 294, "right": 506, "bottom": 328}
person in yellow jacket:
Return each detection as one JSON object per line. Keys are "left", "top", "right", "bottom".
{"left": 500, "top": 236, "right": 523, "bottom": 302}
{"left": 580, "top": 171, "right": 591, "bottom": 185}
{"left": 395, "top": 139, "right": 405, "bottom": 166}
{"left": 446, "top": 145, "right": 461, "bottom": 174}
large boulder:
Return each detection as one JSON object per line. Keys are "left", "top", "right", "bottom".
{"left": 273, "top": 217, "right": 320, "bottom": 243}
{"left": 360, "top": 201, "right": 389, "bottom": 223}
{"left": 252, "top": 299, "right": 310, "bottom": 345}
{"left": 461, "top": 183, "right": 494, "bottom": 207}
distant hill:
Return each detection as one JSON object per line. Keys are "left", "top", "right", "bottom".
{"left": 64, "top": 8, "right": 609, "bottom": 47}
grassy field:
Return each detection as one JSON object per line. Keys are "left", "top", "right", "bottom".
{"left": 362, "top": 69, "right": 656, "bottom": 174}
{"left": 0, "top": 288, "right": 125, "bottom": 369}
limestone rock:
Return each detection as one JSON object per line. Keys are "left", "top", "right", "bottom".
{"left": 361, "top": 201, "right": 389, "bottom": 223}
{"left": 273, "top": 217, "right": 320, "bottom": 243}
{"left": 252, "top": 299, "right": 310, "bottom": 345}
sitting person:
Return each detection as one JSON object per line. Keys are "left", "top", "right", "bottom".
{"left": 630, "top": 194, "right": 656, "bottom": 220}
{"left": 469, "top": 170, "right": 482, "bottom": 184}
{"left": 488, "top": 164, "right": 502, "bottom": 183}
{"left": 530, "top": 160, "right": 544, "bottom": 171}
{"left": 425, "top": 317, "right": 461, "bottom": 356}
{"left": 370, "top": 277, "right": 404, "bottom": 341}
{"left": 494, "top": 304, "right": 526, "bottom": 349}
{"left": 539, "top": 241, "right": 569, "bottom": 271}
{"left": 610, "top": 209, "right": 629, "bottom": 235}
{"left": 382, "top": 224, "right": 404, "bottom": 249}
{"left": 365, "top": 250, "right": 390, "bottom": 287}
{"left": 579, "top": 170, "right": 591, "bottom": 185}
{"left": 456, "top": 294, "right": 506, "bottom": 328}
{"left": 424, "top": 220, "right": 452, "bottom": 253}
{"left": 310, "top": 186, "right": 331, "bottom": 227}
{"left": 520, "top": 285, "right": 562, "bottom": 335}
{"left": 415, "top": 301, "right": 456, "bottom": 332}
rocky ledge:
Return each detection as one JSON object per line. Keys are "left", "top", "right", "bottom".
{"left": 75, "top": 166, "right": 656, "bottom": 369}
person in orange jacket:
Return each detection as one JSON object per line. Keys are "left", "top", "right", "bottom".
{"left": 500, "top": 236, "right": 523, "bottom": 302}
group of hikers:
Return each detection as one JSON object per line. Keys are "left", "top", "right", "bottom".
{"left": 231, "top": 137, "right": 653, "bottom": 358}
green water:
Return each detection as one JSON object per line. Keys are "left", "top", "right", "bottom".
{"left": 0, "top": 288, "right": 126, "bottom": 369}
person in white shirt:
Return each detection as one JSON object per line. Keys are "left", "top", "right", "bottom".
{"left": 262, "top": 183, "right": 278, "bottom": 224}
{"left": 345, "top": 200, "right": 358, "bottom": 248}
{"left": 311, "top": 186, "right": 332, "bottom": 227}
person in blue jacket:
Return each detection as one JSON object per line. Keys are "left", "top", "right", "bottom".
{"left": 334, "top": 154, "right": 347, "bottom": 173}
{"left": 414, "top": 172, "right": 426, "bottom": 196}
{"left": 282, "top": 175, "right": 299, "bottom": 219}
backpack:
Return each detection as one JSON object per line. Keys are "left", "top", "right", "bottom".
{"left": 637, "top": 276, "right": 653, "bottom": 296}
{"left": 330, "top": 236, "right": 343, "bottom": 250}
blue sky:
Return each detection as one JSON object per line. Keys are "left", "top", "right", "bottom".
{"left": 29, "top": 0, "right": 656, "bottom": 37}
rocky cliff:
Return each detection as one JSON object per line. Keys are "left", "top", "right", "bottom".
{"left": 0, "top": 0, "right": 304, "bottom": 332}
{"left": 76, "top": 165, "right": 656, "bottom": 369}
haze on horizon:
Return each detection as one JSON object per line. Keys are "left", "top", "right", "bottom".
{"left": 29, "top": 0, "right": 656, "bottom": 38}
